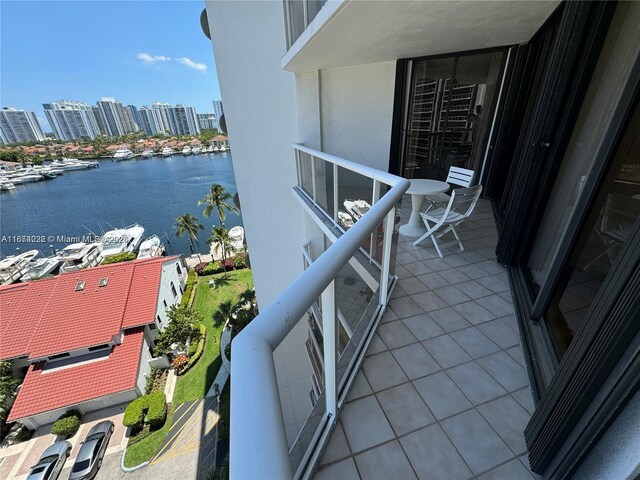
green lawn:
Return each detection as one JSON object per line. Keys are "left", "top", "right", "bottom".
{"left": 171, "top": 269, "right": 254, "bottom": 405}
{"left": 123, "top": 403, "right": 175, "bottom": 468}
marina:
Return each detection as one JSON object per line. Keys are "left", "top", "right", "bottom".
{"left": 0, "top": 151, "right": 242, "bottom": 263}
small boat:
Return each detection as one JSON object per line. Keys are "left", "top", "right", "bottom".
{"left": 0, "top": 250, "right": 40, "bottom": 285}
{"left": 182, "top": 146, "right": 192, "bottom": 155}
{"left": 142, "top": 149, "right": 154, "bottom": 158}
{"left": 229, "top": 226, "right": 245, "bottom": 252}
{"left": 6, "top": 172, "right": 43, "bottom": 184}
{"left": 21, "top": 255, "right": 62, "bottom": 281}
{"left": 161, "top": 147, "right": 174, "bottom": 157}
{"left": 206, "top": 145, "right": 214, "bottom": 153}
{"left": 338, "top": 210, "right": 355, "bottom": 229}
{"left": 137, "top": 235, "right": 165, "bottom": 259}
{"left": 59, "top": 243, "right": 102, "bottom": 273}
{"left": 213, "top": 145, "right": 220, "bottom": 152}
{"left": 219, "top": 144, "right": 227, "bottom": 152}
{"left": 99, "top": 224, "right": 145, "bottom": 258}
{"left": 192, "top": 146, "right": 202, "bottom": 154}
{"left": 0, "top": 179, "right": 16, "bottom": 191}
{"left": 344, "top": 199, "right": 372, "bottom": 220}
{"left": 113, "top": 147, "right": 134, "bottom": 161}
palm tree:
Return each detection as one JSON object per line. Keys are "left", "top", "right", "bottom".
{"left": 208, "top": 226, "right": 233, "bottom": 277}
{"left": 213, "top": 300, "right": 235, "bottom": 328}
{"left": 175, "top": 214, "right": 205, "bottom": 262}
{"left": 238, "top": 287, "right": 257, "bottom": 316}
{"left": 199, "top": 184, "right": 239, "bottom": 227}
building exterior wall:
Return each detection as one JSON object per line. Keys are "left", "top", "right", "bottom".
{"left": 155, "top": 258, "right": 184, "bottom": 329}
{"left": 135, "top": 336, "right": 153, "bottom": 395}
{"left": 0, "top": 108, "right": 46, "bottom": 144}
{"left": 43, "top": 100, "right": 100, "bottom": 141}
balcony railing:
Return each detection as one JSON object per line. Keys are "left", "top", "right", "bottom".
{"left": 230, "top": 145, "right": 409, "bottom": 479}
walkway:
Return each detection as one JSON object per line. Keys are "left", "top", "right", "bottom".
{"left": 314, "top": 198, "right": 537, "bottom": 480}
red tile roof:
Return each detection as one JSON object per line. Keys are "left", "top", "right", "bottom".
{"left": 7, "top": 327, "right": 145, "bottom": 422}
{"left": 0, "top": 256, "right": 178, "bottom": 360}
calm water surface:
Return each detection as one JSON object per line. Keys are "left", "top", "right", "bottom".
{"left": 0, "top": 152, "right": 241, "bottom": 257}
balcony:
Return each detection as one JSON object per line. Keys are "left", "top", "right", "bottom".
{"left": 230, "top": 145, "right": 535, "bottom": 479}
{"left": 314, "top": 198, "right": 536, "bottom": 479}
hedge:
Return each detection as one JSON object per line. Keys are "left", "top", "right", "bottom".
{"left": 122, "top": 392, "right": 167, "bottom": 430}
{"left": 180, "top": 270, "right": 198, "bottom": 307}
{"left": 101, "top": 252, "right": 137, "bottom": 265}
{"left": 176, "top": 323, "right": 206, "bottom": 376}
{"left": 51, "top": 410, "right": 82, "bottom": 438}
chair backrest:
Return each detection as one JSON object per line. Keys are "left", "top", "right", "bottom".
{"left": 446, "top": 167, "right": 475, "bottom": 188}
{"left": 600, "top": 193, "right": 640, "bottom": 238}
{"left": 448, "top": 184, "right": 483, "bottom": 219}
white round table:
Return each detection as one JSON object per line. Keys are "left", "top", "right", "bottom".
{"left": 399, "top": 179, "right": 450, "bottom": 237}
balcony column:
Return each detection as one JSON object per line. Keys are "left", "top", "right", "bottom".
{"left": 379, "top": 207, "right": 395, "bottom": 307}
{"left": 321, "top": 280, "right": 338, "bottom": 416}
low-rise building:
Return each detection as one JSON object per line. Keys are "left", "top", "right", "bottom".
{"left": 0, "top": 256, "right": 186, "bottom": 429}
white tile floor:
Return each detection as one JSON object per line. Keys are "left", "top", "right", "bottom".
{"left": 314, "top": 198, "right": 538, "bottom": 480}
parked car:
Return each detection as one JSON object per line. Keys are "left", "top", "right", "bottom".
{"left": 68, "top": 421, "right": 114, "bottom": 480}
{"left": 26, "top": 440, "right": 71, "bottom": 480}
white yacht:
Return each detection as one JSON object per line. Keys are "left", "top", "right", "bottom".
{"left": 59, "top": 243, "right": 102, "bottom": 273}
{"left": 162, "top": 147, "right": 174, "bottom": 157}
{"left": 6, "top": 172, "right": 44, "bottom": 184}
{"left": 229, "top": 226, "right": 245, "bottom": 252}
{"left": 338, "top": 210, "right": 355, "bottom": 229}
{"left": 192, "top": 146, "right": 202, "bottom": 154}
{"left": 99, "top": 224, "right": 145, "bottom": 258}
{"left": 344, "top": 199, "right": 372, "bottom": 220}
{"left": 207, "top": 145, "right": 214, "bottom": 153}
{"left": 137, "top": 235, "right": 165, "bottom": 259}
{"left": 0, "top": 179, "right": 16, "bottom": 191}
{"left": 213, "top": 144, "right": 220, "bottom": 152}
{"left": 142, "top": 149, "right": 154, "bottom": 158}
{"left": 182, "top": 146, "right": 192, "bottom": 155}
{"left": 113, "top": 147, "right": 134, "bottom": 161}
{"left": 219, "top": 143, "right": 227, "bottom": 152}
{"left": 0, "top": 250, "right": 40, "bottom": 285}
{"left": 21, "top": 255, "right": 62, "bottom": 281}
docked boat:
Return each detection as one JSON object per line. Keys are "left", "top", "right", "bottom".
{"left": 6, "top": 172, "right": 44, "bottom": 184}
{"left": 192, "top": 146, "right": 202, "bottom": 155}
{"left": 229, "top": 226, "right": 245, "bottom": 252}
{"left": 213, "top": 145, "right": 220, "bottom": 152}
{"left": 207, "top": 145, "right": 214, "bottom": 153}
{"left": 99, "top": 224, "right": 145, "bottom": 258}
{"left": 59, "top": 243, "right": 102, "bottom": 273}
{"left": 219, "top": 143, "right": 227, "bottom": 152}
{"left": 181, "top": 146, "right": 192, "bottom": 155}
{"left": 0, "top": 250, "right": 40, "bottom": 285}
{"left": 344, "top": 199, "right": 372, "bottom": 220}
{"left": 21, "top": 255, "right": 62, "bottom": 281}
{"left": 0, "top": 179, "right": 16, "bottom": 191}
{"left": 162, "top": 147, "right": 174, "bottom": 157}
{"left": 338, "top": 210, "right": 355, "bottom": 229}
{"left": 142, "top": 149, "right": 154, "bottom": 158}
{"left": 137, "top": 235, "right": 165, "bottom": 259}
{"left": 113, "top": 147, "right": 134, "bottom": 161}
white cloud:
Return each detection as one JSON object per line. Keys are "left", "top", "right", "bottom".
{"left": 176, "top": 57, "right": 207, "bottom": 72}
{"left": 137, "top": 53, "right": 171, "bottom": 64}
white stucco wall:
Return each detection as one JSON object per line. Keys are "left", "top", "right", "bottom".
{"left": 156, "top": 258, "right": 184, "bottom": 329}
{"left": 135, "top": 336, "right": 153, "bottom": 394}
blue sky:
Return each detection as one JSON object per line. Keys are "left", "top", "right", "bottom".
{"left": 1, "top": 0, "right": 221, "bottom": 132}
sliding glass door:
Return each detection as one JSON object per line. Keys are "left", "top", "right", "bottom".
{"left": 401, "top": 50, "right": 506, "bottom": 181}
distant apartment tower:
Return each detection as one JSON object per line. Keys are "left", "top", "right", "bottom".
{"left": 138, "top": 105, "right": 169, "bottom": 135}
{"left": 91, "top": 106, "right": 108, "bottom": 136}
{"left": 197, "top": 113, "right": 217, "bottom": 131}
{"left": 96, "top": 97, "right": 139, "bottom": 137}
{"left": 212, "top": 100, "right": 224, "bottom": 131}
{"left": 167, "top": 105, "right": 200, "bottom": 135}
{"left": 43, "top": 100, "right": 100, "bottom": 141}
{"left": 0, "top": 107, "right": 46, "bottom": 144}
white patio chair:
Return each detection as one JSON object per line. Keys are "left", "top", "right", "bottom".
{"left": 413, "top": 185, "right": 483, "bottom": 257}
{"left": 425, "top": 166, "right": 475, "bottom": 207}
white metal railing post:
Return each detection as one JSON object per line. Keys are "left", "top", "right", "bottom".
{"left": 311, "top": 155, "right": 317, "bottom": 201}
{"left": 321, "top": 280, "right": 338, "bottom": 417}
{"left": 295, "top": 148, "right": 302, "bottom": 187}
{"left": 333, "top": 163, "right": 339, "bottom": 222}
{"left": 370, "top": 180, "right": 381, "bottom": 262}
{"left": 379, "top": 207, "right": 395, "bottom": 307}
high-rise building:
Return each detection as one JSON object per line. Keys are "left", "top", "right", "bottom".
{"left": 137, "top": 105, "right": 170, "bottom": 136}
{"left": 204, "top": 1, "right": 640, "bottom": 479}
{"left": 91, "top": 106, "right": 108, "bottom": 136}
{"left": 166, "top": 105, "right": 200, "bottom": 135}
{"left": 43, "top": 100, "right": 100, "bottom": 141}
{"left": 197, "top": 113, "right": 217, "bottom": 131}
{"left": 96, "top": 97, "right": 138, "bottom": 137}
{"left": 0, "top": 107, "right": 46, "bottom": 144}
{"left": 127, "top": 105, "right": 142, "bottom": 130}
{"left": 212, "top": 100, "right": 224, "bottom": 131}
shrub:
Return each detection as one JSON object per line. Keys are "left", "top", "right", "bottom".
{"left": 123, "top": 392, "right": 167, "bottom": 430}
{"left": 194, "top": 262, "right": 209, "bottom": 275}
{"left": 232, "top": 255, "right": 246, "bottom": 269}
{"left": 172, "top": 354, "right": 189, "bottom": 371}
{"left": 101, "top": 252, "right": 137, "bottom": 265}
{"left": 51, "top": 410, "right": 82, "bottom": 438}
{"left": 178, "top": 324, "right": 206, "bottom": 376}
{"left": 180, "top": 270, "right": 198, "bottom": 307}
{"left": 201, "top": 261, "right": 223, "bottom": 275}
{"left": 14, "top": 425, "right": 34, "bottom": 442}
{"left": 144, "top": 367, "right": 159, "bottom": 395}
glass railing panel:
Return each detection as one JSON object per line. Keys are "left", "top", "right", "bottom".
{"left": 313, "top": 157, "right": 334, "bottom": 217}
{"left": 286, "top": 0, "right": 306, "bottom": 49}
{"left": 337, "top": 166, "right": 373, "bottom": 231}
{"left": 298, "top": 151, "right": 314, "bottom": 198}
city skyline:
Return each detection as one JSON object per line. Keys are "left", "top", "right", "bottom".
{"left": 1, "top": 1, "right": 221, "bottom": 132}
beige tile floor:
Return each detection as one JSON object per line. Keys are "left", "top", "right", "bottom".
{"left": 315, "top": 198, "right": 538, "bottom": 480}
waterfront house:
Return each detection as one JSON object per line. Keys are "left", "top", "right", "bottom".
{"left": 203, "top": 1, "right": 640, "bottom": 479}
{"left": 0, "top": 256, "right": 186, "bottom": 430}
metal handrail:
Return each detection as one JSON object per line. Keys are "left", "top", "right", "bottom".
{"left": 230, "top": 147, "right": 409, "bottom": 479}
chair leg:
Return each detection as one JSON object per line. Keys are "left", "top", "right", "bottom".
{"left": 430, "top": 233, "right": 443, "bottom": 258}
{"left": 450, "top": 226, "right": 464, "bottom": 252}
